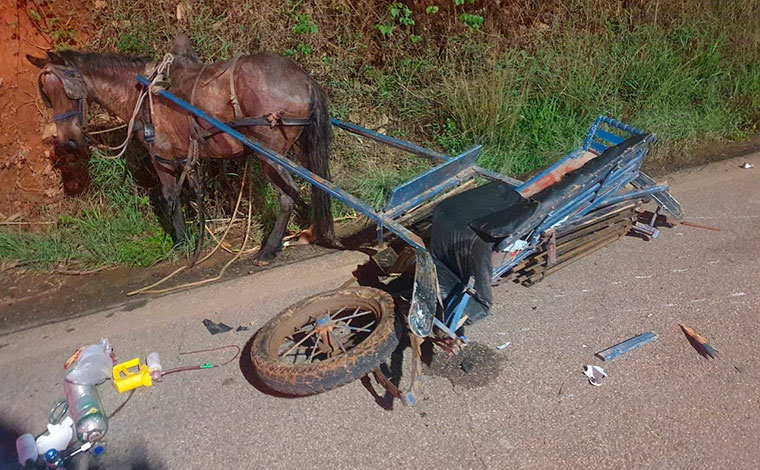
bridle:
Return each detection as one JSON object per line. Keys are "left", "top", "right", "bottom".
{"left": 38, "top": 62, "right": 88, "bottom": 128}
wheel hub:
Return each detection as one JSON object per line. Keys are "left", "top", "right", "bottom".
{"left": 314, "top": 314, "right": 332, "bottom": 334}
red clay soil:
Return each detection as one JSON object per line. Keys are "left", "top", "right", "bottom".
{"left": 0, "top": 1, "right": 90, "bottom": 222}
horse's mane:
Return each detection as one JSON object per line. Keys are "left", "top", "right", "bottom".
{"left": 57, "top": 50, "right": 152, "bottom": 74}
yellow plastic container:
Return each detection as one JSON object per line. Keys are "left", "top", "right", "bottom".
{"left": 112, "top": 358, "right": 152, "bottom": 393}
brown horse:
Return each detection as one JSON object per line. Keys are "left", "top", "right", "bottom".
{"left": 27, "top": 41, "right": 335, "bottom": 263}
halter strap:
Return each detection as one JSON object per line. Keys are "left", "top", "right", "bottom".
{"left": 53, "top": 108, "right": 81, "bottom": 122}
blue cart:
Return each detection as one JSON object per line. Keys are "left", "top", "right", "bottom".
{"left": 138, "top": 76, "right": 681, "bottom": 402}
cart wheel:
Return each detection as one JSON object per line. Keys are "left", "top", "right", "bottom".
{"left": 251, "top": 287, "right": 398, "bottom": 396}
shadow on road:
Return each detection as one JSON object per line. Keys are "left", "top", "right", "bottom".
{"left": 239, "top": 333, "right": 300, "bottom": 399}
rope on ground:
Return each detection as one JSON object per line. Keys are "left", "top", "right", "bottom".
{"left": 138, "top": 175, "right": 255, "bottom": 295}
{"left": 126, "top": 161, "right": 255, "bottom": 296}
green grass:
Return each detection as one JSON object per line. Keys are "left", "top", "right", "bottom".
{"left": 0, "top": 154, "right": 173, "bottom": 268}
{"left": 7, "top": 1, "right": 760, "bottom": 269}
{"left": 436, "top": 16, "right": 760, "bottom": 174}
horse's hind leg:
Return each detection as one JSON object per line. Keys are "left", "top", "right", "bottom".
{"left": 152, "top": 158, "right": 187, "bottom": 246}
{"left": 255, "top": 162, "right": 299, "bottom": 265}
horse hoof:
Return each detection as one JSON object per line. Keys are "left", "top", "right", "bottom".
{"left": 319, "top": 236, "right": 343, "bottom": 249}
{"left": 253, "top": 249, "right": 277, "bottom": 267}
{"left": 252, "top": 258, "right": 271, "bottom": 267}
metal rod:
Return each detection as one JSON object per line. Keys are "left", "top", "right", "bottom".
{"left": 602, "top": 184, "right": 669, "bottom": 207}
{"left": 280, "top": 328, "right": 318, "bottom": 358}
{"left": 331, "top": 118, "right": 521, "bottom": 187}
{"left": 307, "top": 333, "right": 322, "bottom": 363}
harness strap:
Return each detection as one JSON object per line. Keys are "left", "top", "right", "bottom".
{"left": 153, "top": 154, "right": 187, "bottom": 168}
{"left": 188, "top": 64, "right": 209, "bottom": 142}
{"left": 196, "top": 117, "right": 312, "bottom": 139}
{"left": 228, "top": 55, "right": 243, "bottom": 119}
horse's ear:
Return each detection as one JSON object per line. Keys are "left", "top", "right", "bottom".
{"left": 26, "top": 54, "right": 48, "bottom": 68}
{"left": 47, "top": 52, "right": 67, "bottom": 66}
{"left": 170, "top": 33, "right": 198, "bottom": 62}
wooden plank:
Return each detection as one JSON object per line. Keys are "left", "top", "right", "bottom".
{"left": 516, "top": 221, "right": 631, "bottom": 285}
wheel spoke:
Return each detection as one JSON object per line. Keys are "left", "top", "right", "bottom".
{"left": 329, "top": 331, "right": 347, "bottom": 353}
{"left": 307, "top": 332, "right": 322, "bottom": 363}
{"left": 345, "top": 321, "right": 375, "bottom": 333}
{"left": 280, "top": 328, "right": 318, "bottom": 357}
{"left": 334, "top": 309, "right": 374, "bottom": 323}
{"left": 292, "top": 323, "right": 315, "bottom": 335}
{"left": 328, "top": 307, "right": 348, "bottom": 320}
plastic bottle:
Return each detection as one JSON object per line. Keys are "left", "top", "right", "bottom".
{"left": 36, "top": 417, "right": 74, "bottom": 455}
{"left": 65, "top": 338, "right": 115, "bottom": 385}
{"left": 146, "top": 352, "right": 162, "bottom": 381}
{"left": 63, "top": 380, "right": 108, "bottom": 443}
{"left": 16, "top": 433, "right": 38, "bottom": 467}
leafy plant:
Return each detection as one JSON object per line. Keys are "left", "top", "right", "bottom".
{"left": 285, "top": 13, "right": 318, "bottom": 56}
{"left": 426, "top": 6, "right": 439, "bottom": 14}
{"left": 376, "top": 2, "right": 416, "bottom": 38}
{"left": 460, "top": 13, "right": 484, "bottom": 29}
{"left": 389, "top": 2, "right": 415, "bottom": 26}
{"left": 293, "top": 14, "right": 318, "bottom": 35}
{"left": 376, "top": 23, "right": 393, "bottom": 37}
{"left": 284, "top": 42, "right": 312, "bottom": 56}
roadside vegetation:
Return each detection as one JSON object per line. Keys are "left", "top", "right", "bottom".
{"left": 3, "top": 0, "right": 760, "bottom": 269}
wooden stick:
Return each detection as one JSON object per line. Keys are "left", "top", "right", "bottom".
{"left": 680, "top": 220, "right": 721, "bottom": 232}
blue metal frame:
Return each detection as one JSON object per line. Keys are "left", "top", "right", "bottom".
{"left": 383, "top": 146, "right": 481, "bottom": 217}
{"left": 487, "top": 117, "right": 675, "bottom": 292}
{"left": 331, "top": 118, "right": 522, "bottom": 188}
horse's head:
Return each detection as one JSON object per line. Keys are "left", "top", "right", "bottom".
{"left": 27, "top": 52, "right": 88, "bottom": 149}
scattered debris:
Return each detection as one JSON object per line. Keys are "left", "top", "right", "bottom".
{"left": 680, "top": 220, "right": 721, "bottom": 231}
{"left": 741, "top": 162, "right": 754, "bottom": 169}
{"left": 583, "top": 365, "right": 607, "bottom": 386}
{"left": 496, "top": 341, "right": 511, "bottom": 350}
{"left": 679, "top": 324, "right": 718, "bottom": 359}
{"left": 596, "top": 331, "right": 657, "bottom": 361}
{"left": 235, "top": 325, "right": 250, "bottom": 332}
{"left": 202, "top": 319, "right": 233, "bottom": 335}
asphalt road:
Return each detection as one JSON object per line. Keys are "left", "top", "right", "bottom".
{"left": 1, "top": 154, "right": 758, "bottom": 470}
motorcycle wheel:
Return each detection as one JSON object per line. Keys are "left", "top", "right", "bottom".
{"left": 251, "top": 287, "right": 398, "bottom": 396}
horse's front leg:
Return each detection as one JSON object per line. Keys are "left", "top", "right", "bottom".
{"left": 255, "top": 162, "right": 299, "bottom": 265}
{"left": 151, "top": 156, "right": 187, "bottom": 246}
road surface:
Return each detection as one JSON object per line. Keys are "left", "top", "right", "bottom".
{"left": 1, "top": 154, "right": 758, "bottom": 469}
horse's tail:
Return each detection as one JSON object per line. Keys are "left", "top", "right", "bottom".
{"left": 301, "top": 79, "right": 336, "bottom": 245}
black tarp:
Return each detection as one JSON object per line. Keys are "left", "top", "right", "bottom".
{"left": 429, "top": 133, "right": 650, "bottom": 324}
{"left": 430, "top": 182, "right": 526, "bottom": 323}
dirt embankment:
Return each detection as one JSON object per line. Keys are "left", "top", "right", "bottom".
{"left": 0, "top": 1, "right": 90, "bottom": 222}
